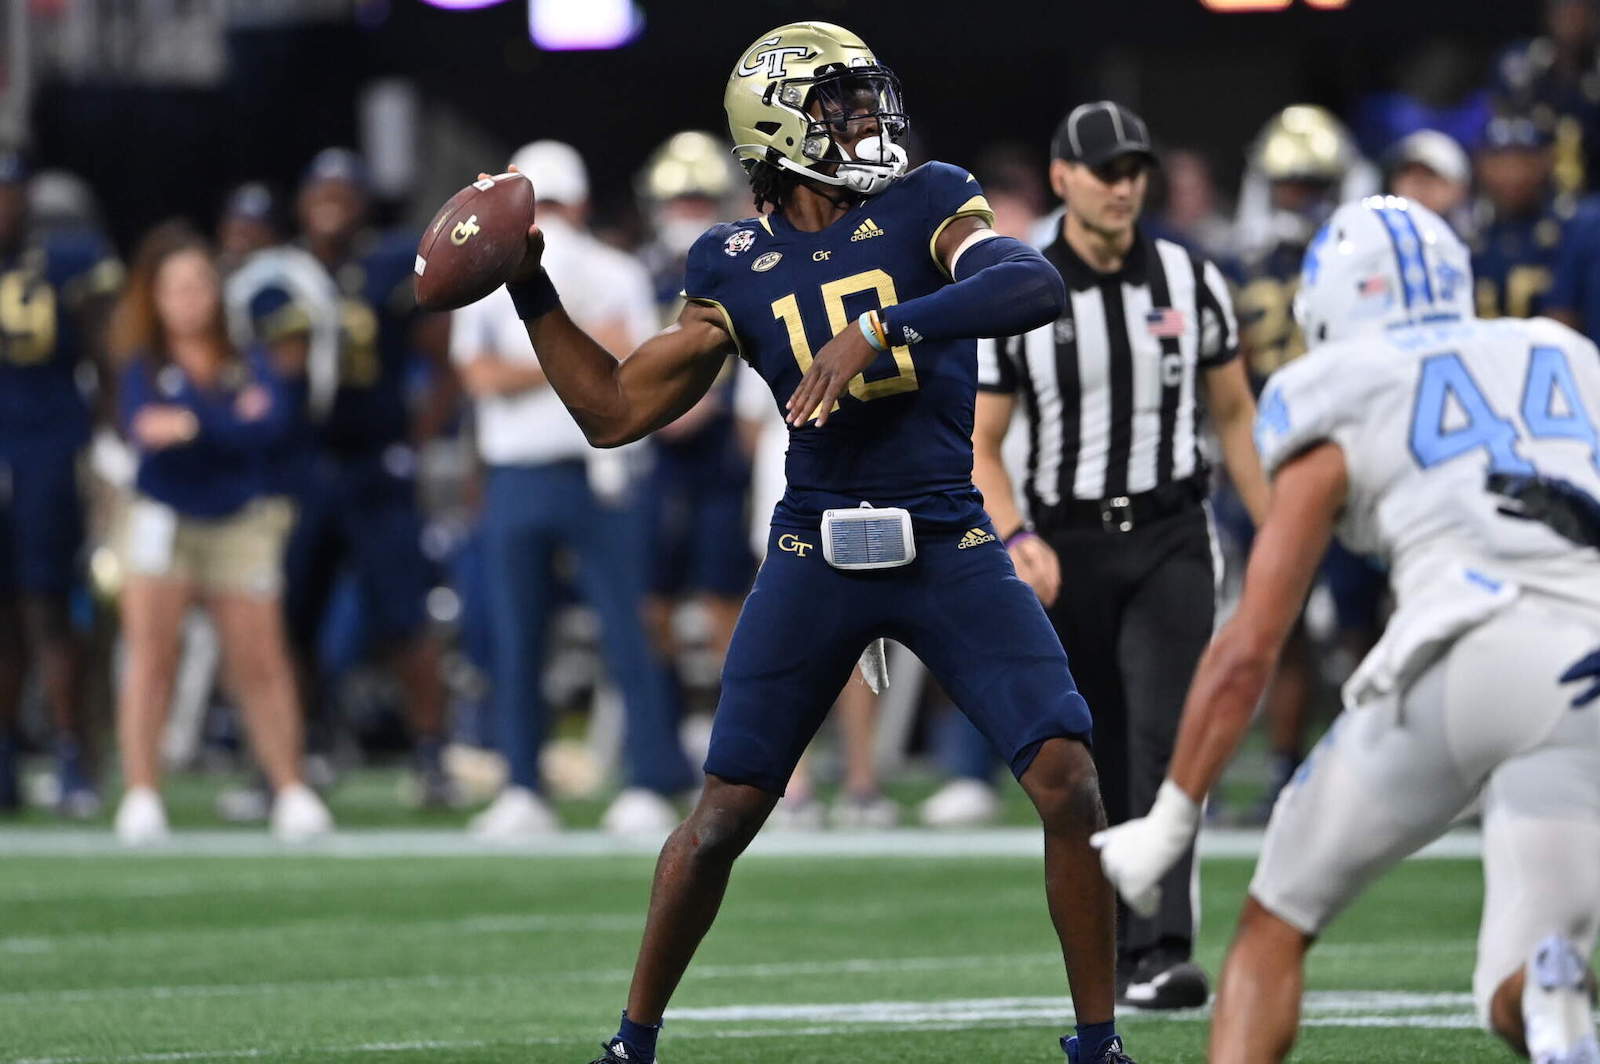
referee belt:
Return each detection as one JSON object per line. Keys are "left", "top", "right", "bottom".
{"left": 1037, "top": 477, "right": 1206, "bottom": 534}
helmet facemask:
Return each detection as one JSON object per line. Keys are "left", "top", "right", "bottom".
{"left": 775, "top": 66, "right": 909, "bottom": 195}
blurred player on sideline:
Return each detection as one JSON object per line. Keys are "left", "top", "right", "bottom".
{"left": 634, "top": 132, "right": 756, "bottom": 718}
{"left": 1472, "top": 116, "right": 1575, "bottom": 320}
{"left": 1384, "top": 130, "right": 1472, "bottom": 234}
{"left": 1233, "top": 107, "right": 1384, "bottom": 816}
{"left": 278, "top": 149, "right": 455, "bottom": 804}
{"left": 482, "top": 21, "right": 1134, "bottom": 1064}
{"left": 1094, "top": 196, "right": 1600, "bottom": 1064}
{"left": 453, "top": 140, "right": 694, "bottom": 838}
{"left": 0, "top": 149, "right": 121, "bottom": 817}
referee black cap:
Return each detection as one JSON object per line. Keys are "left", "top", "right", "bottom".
{"left": 1052, "top": 101, "right": 1157, "bottom": 169}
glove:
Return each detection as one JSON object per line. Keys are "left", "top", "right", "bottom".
{"left": 1488, "top": 471, "right": 1600, "bottom": 549}
{"left": 1561, "top": 649, "right": 1600, "bottom": 709}
{"left": 1090, "top": 780, "right": 1200, "bottom": 919}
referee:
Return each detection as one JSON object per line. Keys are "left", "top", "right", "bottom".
{"left": 974, "top": 101, "right": 1269, "bottom": 1008}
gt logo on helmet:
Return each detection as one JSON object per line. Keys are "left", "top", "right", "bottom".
{"left": 737, "top": 37, "right": 813, "bottom": 79}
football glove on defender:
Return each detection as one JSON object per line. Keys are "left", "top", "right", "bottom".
{"left": 1090, "top": 780, "right": 1200, "bottom": 919}
{"left": 1488, "top": 471, "right": 1600, "bottom": 550}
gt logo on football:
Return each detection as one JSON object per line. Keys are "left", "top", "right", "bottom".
{"left": 450, "top": 215, "right": 481, "bottom": 246}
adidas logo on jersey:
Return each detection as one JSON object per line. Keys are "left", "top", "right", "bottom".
{"left": 901, "top": 324, "right": 924, "bottom": 345}
{"left": 851, "top": 218, "right": 886, "bottom": 242}
{"left": 957, "top": 528, "right": 996, "bottom": 549}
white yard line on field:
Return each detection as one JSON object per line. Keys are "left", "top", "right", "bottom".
{"left": 6, "top": 990, "right": 1535, "bottom": 1064}
{"left": 0, "top": 827, "right": 1485, "bottom": 860}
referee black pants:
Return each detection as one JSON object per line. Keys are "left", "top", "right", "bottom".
{"left": 1042, "top": 503, "right": 1216, "bottom": 963}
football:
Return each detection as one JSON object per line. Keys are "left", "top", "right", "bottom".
{"left": 412, "top": 171, "right": 535, "bottom": 311}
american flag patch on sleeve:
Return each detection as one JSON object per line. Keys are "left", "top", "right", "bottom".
{"left": 1146, "top": 307, "right": 1187, "bottom": 338}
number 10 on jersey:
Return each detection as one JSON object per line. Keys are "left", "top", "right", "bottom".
{"left": 772, "top": 269, "right": 920, "bottom": 411}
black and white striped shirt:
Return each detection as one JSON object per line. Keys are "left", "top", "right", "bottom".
{"left": 978, "top": 227, "right": 1239, "bottom": 511}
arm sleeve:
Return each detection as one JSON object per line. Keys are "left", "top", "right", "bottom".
{"left": 1195, "top": 257, "right": 1241, "bottom": 368}
{"left": 881, "top": 234, "right": 1066, "bottom": 347}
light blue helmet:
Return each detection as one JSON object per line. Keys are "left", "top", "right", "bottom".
{"left": 1293, "top": 195, "right": 1474, "bottom": 346}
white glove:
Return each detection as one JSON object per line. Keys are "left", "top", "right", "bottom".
{"left": 1090, "top": 779, "right": 1201, "bottom": 919}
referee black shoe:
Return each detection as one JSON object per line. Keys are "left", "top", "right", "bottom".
{"left": 1119, "top": 949, "right": 1210, "bottom": 1010}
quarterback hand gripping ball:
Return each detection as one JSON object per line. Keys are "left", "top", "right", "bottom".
{"left": 413, "top": 171, "right": 535, "bottom": 311}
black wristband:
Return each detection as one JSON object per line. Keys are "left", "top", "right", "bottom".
{"left": 507, "top": 269, "right": 560, "bottom": 321}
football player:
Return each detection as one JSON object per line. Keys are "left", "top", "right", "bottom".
{"left": 1232, "top": 107, "right": 1386, "bottom": 819}
{"left": 0, "top": 149, "right": 121, "bottom": 817}
{"left": 1094, "top": 196, "right": 1600, "bottom": 1064}
{"left": 485, "top": 21, "right": 1134, "bottom": 1064}
{"left": 633, "top": 131, "right": 754, "bottom": 696}
{"left": 1472, "top": 115, "right": 1575, "bottom": 320}
{"left": 282, "top": 149, "right": 455, "bottom": 805}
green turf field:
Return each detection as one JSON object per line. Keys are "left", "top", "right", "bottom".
{"left": 1, "top": 832, "right": 1510, "bottom": 1064}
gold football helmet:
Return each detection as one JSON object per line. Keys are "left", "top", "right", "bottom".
{"left": 724, "top": 21, "right": 908, "bottom": 195}
{"left": 1251, "top": 105, "right": 1355, "bottom": 183}
{"left": 640, "top": 131, "right": 738, "bottom": 204}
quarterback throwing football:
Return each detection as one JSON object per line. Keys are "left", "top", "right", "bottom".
{"left": 488, "top": 21, "right": 1134, "bottom": 1064}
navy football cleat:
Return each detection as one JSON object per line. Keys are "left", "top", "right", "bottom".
{"left": 588, "top": 1040, "right": 651, "bottom": 1064}
{"left": 1062, "top": 1034, "right": 1137, "bottom": 1063}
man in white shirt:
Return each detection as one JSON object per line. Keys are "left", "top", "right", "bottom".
{"left": 452, "top": 141, "right": 693, "bottom": 837}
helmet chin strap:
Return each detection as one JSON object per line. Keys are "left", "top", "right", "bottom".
{"left": 776, "top": 134, "right": 908, "bottom": 196}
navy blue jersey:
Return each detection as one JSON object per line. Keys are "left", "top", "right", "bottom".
{"left": 1470, "top": 195, "right": 1573, "bottom": 320}
{"left": 683, "top": 162, "right": 994, "bottom": 530}
{"left": 0, "top": 231, "right": 121, "bottom": 450}
{"left": 1547, "top": 193, "right": 1600, "bottom": 339}
{"left": 119, "top": 346, "right": 300, "bottom": 518}
{"left": 297, "top": 232, "right": 419, "bottom": 457}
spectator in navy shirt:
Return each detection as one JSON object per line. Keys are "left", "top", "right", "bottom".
{"left": 108, "top": 222, "right": 333, "bottom": 845}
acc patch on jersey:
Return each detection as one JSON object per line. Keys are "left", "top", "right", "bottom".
{"left": 723, "top": 229, "right": 757, "bottom": 257}
{"left": 751, "top": 251, "right": 782, "bottom": 272}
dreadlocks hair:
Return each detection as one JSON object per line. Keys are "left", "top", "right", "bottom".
{"left": 747, "top": 158, "right": 800, "bottom": 213}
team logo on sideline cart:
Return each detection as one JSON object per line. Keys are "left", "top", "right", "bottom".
{"left": 752, "top": 251, "right": 783, "bottom": 272}
{"left": 723, "top": 230, "right": 757, "bottom": 256}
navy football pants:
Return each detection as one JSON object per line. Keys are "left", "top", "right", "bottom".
{"left": 704, "top": 522, "right": 1093, "bottom": 795}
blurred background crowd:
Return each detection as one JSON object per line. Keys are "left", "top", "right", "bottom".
{"left": 0, "top": 0, "right": 1593, "bottom": 841}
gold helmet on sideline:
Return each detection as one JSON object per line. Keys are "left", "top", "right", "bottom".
{"left": 724, "top": 21, "right": 909, "bottom": 197}
{"left": 1251, "top": 104, "right": 1356, "bottom": 184}
{"left": 639, "top": 131, "right": 738, "bottom": 205}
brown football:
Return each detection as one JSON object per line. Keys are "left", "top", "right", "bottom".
{"left": 413, "top": 171, "right": 535, "bottom": 311}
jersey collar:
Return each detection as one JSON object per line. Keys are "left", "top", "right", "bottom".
{"left": 1046, "top": 223, "right": 1152, "bottom": 290}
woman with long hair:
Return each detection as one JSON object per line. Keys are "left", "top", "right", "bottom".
{"left": 109, "top": 221, "right": 332, "bottom": 844}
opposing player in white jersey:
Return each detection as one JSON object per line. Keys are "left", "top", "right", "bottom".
{"left": 1092, "top": 195, "right": 1600, "bottom": 1064}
